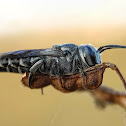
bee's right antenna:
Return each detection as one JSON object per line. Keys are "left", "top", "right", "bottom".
{"left": 97, "top": 45, "right": 126, "bottom": 53}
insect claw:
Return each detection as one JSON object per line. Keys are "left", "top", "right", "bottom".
{"left": 28, "top": 59, "right": 44, "bottom": 88}
{"left": 58, "top": 76, "right": 64, "bottom": 88}
{"left": 28, "top": 72, "right": 33, "bottom": 88}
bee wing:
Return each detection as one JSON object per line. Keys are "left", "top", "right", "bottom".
{"left": 0, "top": 49, "right": 66, "bottom": 58}
{"left": 0, "top": 49, "right": 44, "bottom": 58}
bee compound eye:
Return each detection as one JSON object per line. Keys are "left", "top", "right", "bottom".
{"left": 83, "top": 46, "right": 97, "bottom": 67}
{"left": 85, "top": 54, "right": 96, "bottom": 66}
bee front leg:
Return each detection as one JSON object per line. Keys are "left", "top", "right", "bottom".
{"left": 29, "top": 59, "right": 44, "bottom": 88}
{"left": 56, "top": 59, "right": 64, "bottom": 88}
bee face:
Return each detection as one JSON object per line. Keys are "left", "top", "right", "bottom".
{"left": 79, "top": 44, "right": 101, "bottom": 67}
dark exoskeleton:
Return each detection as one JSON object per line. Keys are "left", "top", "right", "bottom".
{"left": 0, "top": 44, "right": 126, "bottom": 89}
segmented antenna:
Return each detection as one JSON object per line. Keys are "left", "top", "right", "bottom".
{"left": 97, "top": 45, "right": 126, "bottom": 53}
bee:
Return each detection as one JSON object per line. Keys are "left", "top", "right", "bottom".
{"left": 0, "top": 44, "right": 126, "bottom": 90}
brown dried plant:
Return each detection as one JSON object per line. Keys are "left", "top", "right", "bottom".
{"left": 21, "top": 62, "right": 126, "bottom": 109}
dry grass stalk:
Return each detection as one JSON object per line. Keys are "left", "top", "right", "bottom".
{"left": 21, "top": 62, "right": 126, "bottom": 108}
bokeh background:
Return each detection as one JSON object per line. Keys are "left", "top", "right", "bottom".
{"left": 0, "top": 0, "right": 126, "bottom": 126}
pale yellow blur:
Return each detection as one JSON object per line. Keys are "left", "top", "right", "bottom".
{"left": 0, "top": 28, "right": 126, "bottom": 126}
{"left": 0, "top": 0, "right": 126, "bottom": 126}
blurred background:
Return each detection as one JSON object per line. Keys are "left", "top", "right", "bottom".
{"left": 0, "top": 0, "right": 126, "bottom": 126}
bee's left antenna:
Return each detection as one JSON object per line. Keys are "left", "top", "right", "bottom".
{"left": 97, "top": 45, "right": 126, "bottom": 53}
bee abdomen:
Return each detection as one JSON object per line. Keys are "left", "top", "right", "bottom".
{"left": 0, "top": 57, "right": 31, "bottom": 73}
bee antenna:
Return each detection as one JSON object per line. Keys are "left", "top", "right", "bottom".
{"left": 97, "top": 45, "right": 126, "bottom": 53}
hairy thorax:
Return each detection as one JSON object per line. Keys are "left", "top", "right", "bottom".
{"left": 40, "top": 55, "right": 82, "bottom": 76}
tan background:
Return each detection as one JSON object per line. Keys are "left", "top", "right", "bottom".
{"left": 0, "top": 0, "right": 126, "bottom": 126}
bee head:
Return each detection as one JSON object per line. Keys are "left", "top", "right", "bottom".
{"left": 79, "top": 44, "right": 101, "bottom": 67}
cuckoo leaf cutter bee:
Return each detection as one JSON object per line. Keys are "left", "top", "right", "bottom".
{"left": 0, "top": 44, "right": 126, "bottom": 90}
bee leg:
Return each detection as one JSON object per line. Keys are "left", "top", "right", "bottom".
{"left": 57, "top": 75, "right": 63, "bottom": 88}
{"left": 41, "top": 88, "right": 44, "bottom": 95}
{"left": 56, "top": 58, "right": 64, "bottom": 88}
{"left": 28, "top": 72, "right": 33, "bottom": 88}
{"left": 28, "top": 59, "right": 44, "bottom": 88}
{"left": 76, "top": 48, "right": 86, "bottom": 87}
{"left": 81, "top": 70, "right": 86, "bottom": 87}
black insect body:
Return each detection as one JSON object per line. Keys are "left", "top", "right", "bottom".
{"left": 0, "top": 44, "right": 126, "bottom": 89}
